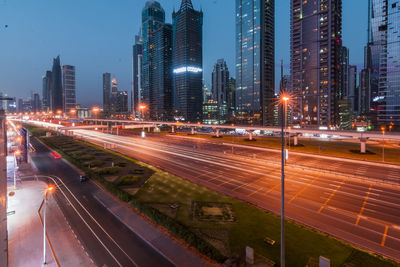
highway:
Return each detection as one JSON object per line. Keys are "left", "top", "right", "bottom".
{"left": 29, "top": 137, "right": 174, "bottom": 267}
{"left": 72, "top": 129, "right": 400, "bottom": 262}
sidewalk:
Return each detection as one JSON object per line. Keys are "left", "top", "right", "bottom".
{"left": 94, "top": 189, "right": 211, "bottom": 267}
{"left": 7, "top": 180, "right": 95, "bottom": 267}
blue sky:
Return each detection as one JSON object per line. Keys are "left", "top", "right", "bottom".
{"left": 0, "top": 0, "right": 367, "bottom": 106}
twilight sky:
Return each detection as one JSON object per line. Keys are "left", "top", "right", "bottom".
{"left": 0, "top": 0, "right": 367, "bottom": 107}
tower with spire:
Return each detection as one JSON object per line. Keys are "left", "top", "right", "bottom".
{"left": 172, "top": 0, "right": 203, "bottom": 122}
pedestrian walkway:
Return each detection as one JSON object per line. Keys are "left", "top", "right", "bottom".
{"left": 7, "top": 180, "right": 95, "bottom": 267}
{"left": 94, "top": 189, "right": 211, "bottom": 267}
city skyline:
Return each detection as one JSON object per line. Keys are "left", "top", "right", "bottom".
{"left": 0, "top": 0, "right": 367, "bottom": 106}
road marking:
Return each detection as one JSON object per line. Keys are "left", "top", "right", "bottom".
{"left": 381, "top": 226, "right": 389, "bottom": 246}
{"left": 232, "top": 171, "right": 277, "bottom": 191}
{"left": 196, "top": 170, "right": 214, "bottom": 180}
{"left": 265, "top": 182, "right": 281, "bottom": 195}
{"left": 289, "top": 174, "right": 321, "bottom": 203}
{"left": 207, "top": 174, "right": 224, "bottom": 182}
{"left": 247, "top": 186, "right": 264, "bottom": 197}
{"left": 318, "top": 179, "right": 345, "bottom": 213}
{"left": 355, "top": 184, "right": 372, "bottom": 225}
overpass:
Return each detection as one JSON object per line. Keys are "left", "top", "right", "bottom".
{"left": 11, "top": 117, "right": 400, "bottom": 154}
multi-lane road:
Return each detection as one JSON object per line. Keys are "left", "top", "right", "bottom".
{"left": 29, "top": 137, "right": 173, "bottom": 267}
{"left": 72, "top": 129, "right": 400, "bottom": 262}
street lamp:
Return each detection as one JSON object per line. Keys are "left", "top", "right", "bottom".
{"left": 381, "top": 125, "right": 386, "bottom": 162}
{"left": 43, "top": 185, "right": 54, "bottom": 266}
{"left": 70, "top": 109, "right": 77, "bottom": 119}
{"left": 280, "top": 94, "right": 290, "bottom": 267}
{"left": 139, "top": 105, "right": 147, "bottom": 121}
{"left": 92, "top": 107, "right": 100, "bottom": 123}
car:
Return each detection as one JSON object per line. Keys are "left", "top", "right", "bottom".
{"left": 80, "top": 175, "right": 88, "bottom": 183}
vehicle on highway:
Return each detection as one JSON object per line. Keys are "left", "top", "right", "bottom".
{"left": 80, "top": 175, "right": 88, "bottom": 183}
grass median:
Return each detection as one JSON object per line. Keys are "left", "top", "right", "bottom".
{"left": 25, "top": 124, "right": 398, "bottom": 266}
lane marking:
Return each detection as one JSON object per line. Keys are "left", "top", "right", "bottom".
{"left": 247, "top": 186, "right": 264, "bottom": 197}
{"left": 289, "top": 174, "right": 322, "bottom": 203}
{"left": 265, "top": 182, "right": 281, "bottom": 195}
{"left": 355, "top": 184, "right": 372, "bottom": 225}
{"left": 207, "top": 174, "right": 225, "bottom": 182}
{"left": 318, "top": 179, "right": 346, "bottom": 213}
{"left": 381, "top": 226, "right": 389, "bottom": 246}
{"left": 232, "top": 169, "right": 281, "bottom": 191}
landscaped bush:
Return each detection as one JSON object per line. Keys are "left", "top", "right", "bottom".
{"left": 77, "top": 155, "right": 95, "bottom": 161}
{"left": 98, "top": 167, "right": 122, "bottom": 175}
{"left": 85, "top": 160, "right": 106, "bottom": 168}
{"left": 116, "top": 175, "right": 141, "bottom": 186}
{"left": 116, "top": 162, "right": 128, "bottom": 167}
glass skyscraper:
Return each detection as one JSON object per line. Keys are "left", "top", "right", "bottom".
{"left": 212, "top": 59, "right": 230, "bottom": 124}
{"left": 50, "top": 56, "right": 63, "bottom": 113}
{"left": 370, "top": 0, "right": 400, "bottom": 125}
{"left": 290, "top": 0, "right": 342, "bottom": 128}
{"left": 132, "top": 34, "right": 143, "bottom": 117}
{"left": 235, "top": 0, "right": 275, "bottom": 126}
{"left": 103, "top": 72, "right": 111, "bottom": 115}
{"left": 172, "top": 0, "right": 203, "bottom": 122}
{"left": 62, "top": 65, "right": 76, "bottom": 113}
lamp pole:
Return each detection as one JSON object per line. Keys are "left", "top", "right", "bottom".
{"left": 280, "top": 99, "right": 286, "bottom": 267}
{"left": 43, "top": 186, "right": 54, "bottom": 266}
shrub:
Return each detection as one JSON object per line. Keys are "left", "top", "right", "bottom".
{"left": 116, "top": 162, "right": 128, "bottom": 167}
{"left": 98, "top": 167, "right": 122, "bottom": 175}
{"left": 86, "top": 160, "right": 106, "bottom": 168}
{"left": 116, "top": 175, "right": 141, "bottom": 186}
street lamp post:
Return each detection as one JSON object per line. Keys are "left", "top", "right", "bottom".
{"left": 381, "top": 126, "right": 386, "bottom": 162}
{"left": 139, "top": 105, "right": 146, "bottom": 121}
{"left": 43, "top": 185, "right": 54, "bottom": 266}
{"left": 280, "top": 95, "right": 289, "bottom": 267}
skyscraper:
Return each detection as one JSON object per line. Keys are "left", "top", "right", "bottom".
{"left": 290, "top": 0, "right": 342, "bottom": 128}
{"left": 212, "top": 59, "right": 230, "bottom": 123}
{"left": 50, "top": 56, "right": 63, "bottom": 113}
{"left": 103, "top": 72, "right": 111, "bottom": 115}
{"left": 42, "top": 70, "right": 52, "bottom": 112}
{"left": 340, "top": 46, "right": 349, "bottom": 100}
{"left": 132, "top": 34, "right": 143, "bottom": 117}
{"left": 235, "top": 0, "right": 275, "bottom": 126}
{"left": 348, "top": 65, "right": 358, "bottom": 114}
{"left": 369, "top": 0, "right": 400, "bottom": 126}
{"left": 32, "top": 93, "right": 41, "bottom": 113}
{"left": 153, "top": 23, "right": 173, "bottom": 120}
{"left": 172, "top": 0, "right": 203, "bottom": 122}
{"left": 62, "top": 65, "right": 76, "bottom": 113}
{"left": 141, "top": 1, "right": 165, "bottom": 111}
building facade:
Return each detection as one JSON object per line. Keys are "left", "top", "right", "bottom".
{"left": 42, "top": 70, "right": 52, "bottom": 112}
{"left": 290, "top": 0, "right": 342, "bottom": 128}
{"left": 348, "top": 65, "right": 358, "bottom": 114}
{"left": 212, "top": 59, "right": 230, "bottom": 124}
{"left": 141, "top": 1, "right": 165, "bottom": 112}
{"left": 62, "top": 65, "right": 76, "bottom": 113}
{"left": 235, "top": 0, "right": 275, "bottom": 126}
{"left": 369, "top": 0, "right": 400, "bottom": 125}
{"left": 153, "top": 23, "right": 173, "bottom": 120}
{"left": 172, "top": 0, "right": 203, "bottom": 122}
{"left": 103, "top": 72, "right": 111, "bottom": 115}
{"left": 340, "top": 46, "right": 349, "bottom": 100}
{"left": 132, "top": 34, "right": 143, "bottom": 117}
{"left": 50, "top": 56, "right": 63, "bottom": 113}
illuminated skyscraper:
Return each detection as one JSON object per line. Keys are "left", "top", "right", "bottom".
{"left": 235, "top": 0, "right": 275, "bottom": 126}
{"left": 212, "top": 59, "right": 230, "bottom": 123}
{"left": 103, "top": 72, "right": 111, "bottom": 115}
{"left": 172, "top": 0, "right": 203, "bottom": 122}
{"left": 290, "top": 0, "right": 342, "bottom": 127}
{"left": 370, "top": 0, "right": 400, "bottom": 125}
{"left": 42, "top": 70, "right": 52, "bottom": 112}
{"left": 132, "top": 34, "right": 143, "bottom": 117}
{"left": 62, "top": 65, "right": 76, "bottom": 113}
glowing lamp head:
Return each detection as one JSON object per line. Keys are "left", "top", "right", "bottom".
{"left": 139, "top": 105, "right": 146, "bottom": 110}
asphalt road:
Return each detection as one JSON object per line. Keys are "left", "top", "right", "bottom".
{"left": 29, "top": 137, "right": 173, "bottom": 267}
{"left": 73, "top": 129, "right": 400, "bottom": 262}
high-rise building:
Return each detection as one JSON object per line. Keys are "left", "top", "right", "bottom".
{"left": 103, "top": 73, "right": 111, "bottom": 115}
{"left": 132, "top": 34, "right": 143, "bottom": 117}
{"left": 348, "top": 65, "right": 358, "bottom": 114}
{"left": 228, "top": 77, "right": 236, "bottom": 120}
{"left": 369, "top": 0, "right": 400, "bottom": 125}
{"left": 141, "top": 1, "right": 165, "bottom": 111}
{"left": 172, "top": 0, "right": 203, "bottom": 122}
{"left": 32, "top": 93, "right": 41, "bottom": 113}
{"left": 153, "top": 23, "right": 173, "bottom": 120}
{"left": 42, "top": 71, "right": 52, "bottom": 112}
{"left": 291, "top": 0, "right": 342, "bottom": 128}
{"left": 62, "top": 65, "right": 76, "bottom": 113}
{"left": 235, "top": 0, "right": 275, "bottom": 126}
{"left": 114, "top": 91, "right": 129, "bottom": 114}
{"left": 17, "top": 98, "right": 23, "bottom": 113}
{"left": 50, "top": 56, "right": 63, "bottom": 113}
{"left": 340, "top": 46, "right": 349, "bottom": 100}
{"left": 212, "top": 59, "right": 230, "bottom": 124}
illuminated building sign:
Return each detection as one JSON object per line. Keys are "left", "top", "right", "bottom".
{"left": 173, "top": 66, "right": 203, "bottom": 74}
